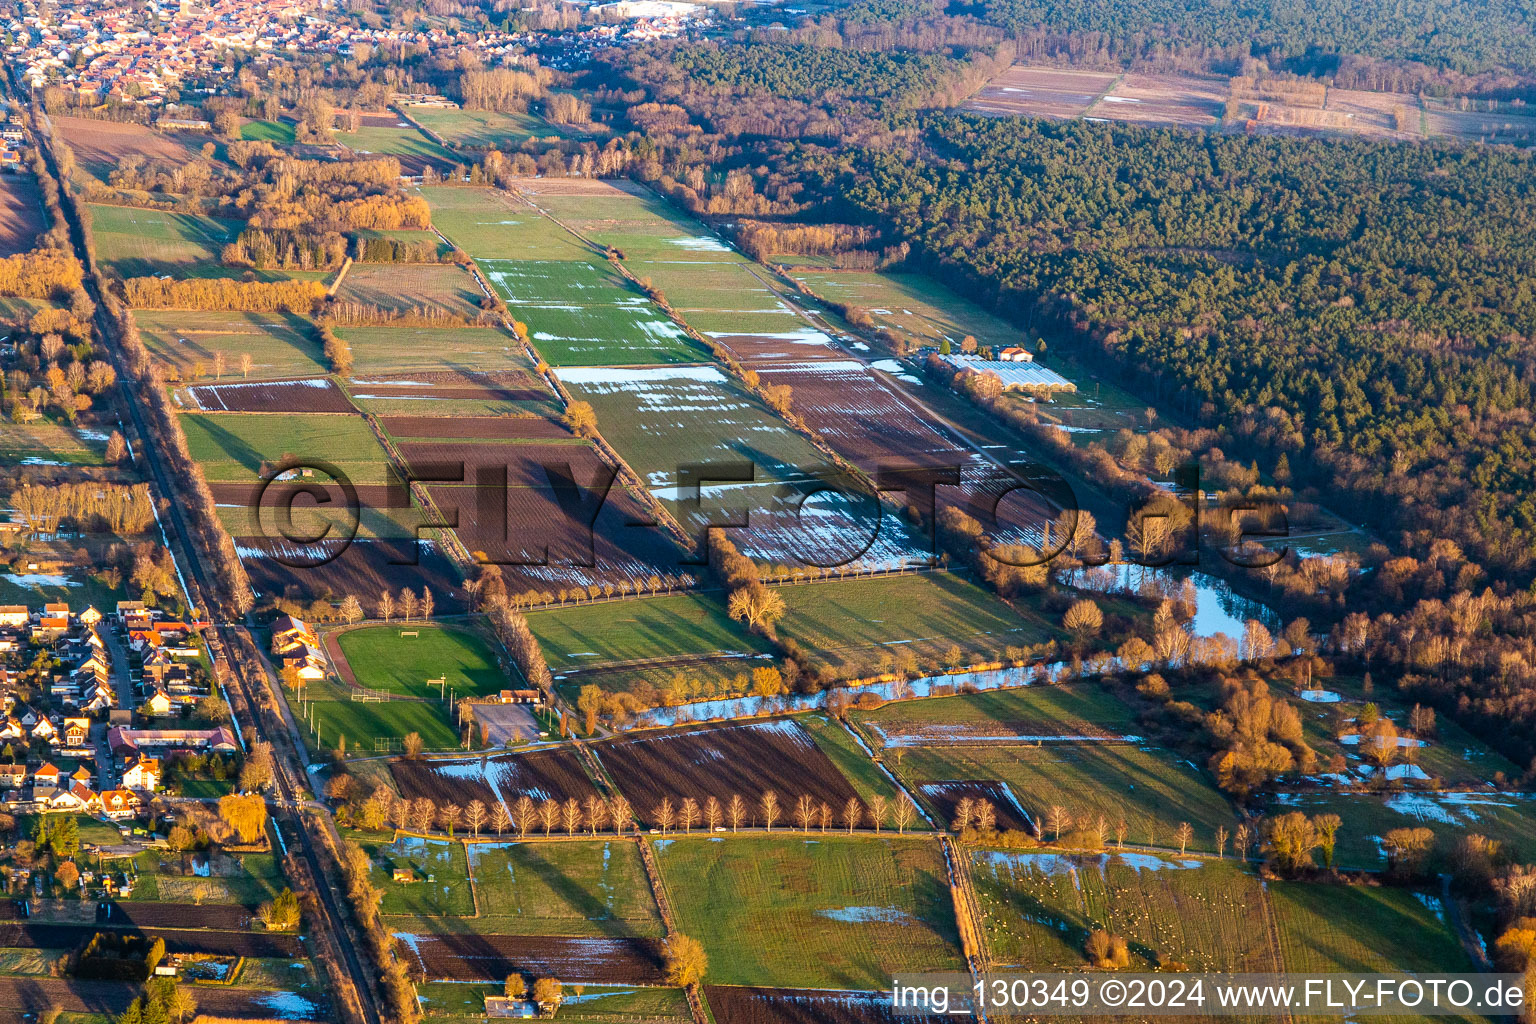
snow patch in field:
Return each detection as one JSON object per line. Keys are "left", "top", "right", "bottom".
{"left": 3, "top": 573, "right": 79, "bottom": 587}
{"left": 704, "top": 327, "right": 835, "bottom": 347}
{"left": 1339, "top": 734, "right": 1426, "bottom": 747}
{"left": 1115, "top": 853, "right": 1202, "bottom": 871}
{"left": 667, "top": 235, "right": 731, "bottom": 252}
{"left": 1357, "top": 763, "right": 1430, "bottom": 781}
{"left": 817, "top": 905, "right": 912, "bottom": 923}
{"left": 557, "top": 364, "right": 727, "bottom": 386}
{"left": 259, "top": 991, "right": 321, "bottom": 1019}
{"left": 1382, "top": 794, "right": 1460, "bottom": 824}
{"left": 1299, "top": 689, "right": 1344, "bottom": 703}
{"left": 869, "top": 358, "right": 921, "bottom": 383}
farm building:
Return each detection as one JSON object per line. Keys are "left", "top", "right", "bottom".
{"left": 937, "top": 352, "right": 1076, "bottom": 394}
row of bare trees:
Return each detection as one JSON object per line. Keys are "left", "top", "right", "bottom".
{"left": 382, "top": 790, "right": 924, "bottom": 838}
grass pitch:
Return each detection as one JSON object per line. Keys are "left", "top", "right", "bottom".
{"left": 336, "top": 623, "right": 505, "bottom": 700}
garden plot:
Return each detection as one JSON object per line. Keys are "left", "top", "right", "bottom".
{"left": 971, "top": 852, "right": 1275, "bottom": 971}
{"left": 596, "top": 717, "right": 869, "bottom": 827}
{"left": 137, "top": 310, "right": 326, "bottom": 380}
{"left": 389, "top": 747, "right": 599, "bottom": 816}
{"left": 657, "top": 836, "right": 964, "bottom": 988}
{"left": 184, "top": 377, "right": 355, "bottom": 413}
{"left": 370, "top": 835, "right": 475, "bottom": 917}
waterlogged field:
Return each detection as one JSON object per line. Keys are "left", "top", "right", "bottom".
{"left": 657, "top": 835, "right": 963, "bottom": 988}
{"left": 1269, "top": 791, "right": 1536, "bottom": 869}
{"left": 138, "top": 310, "right": 325, "bottom": 380}
{"left": 971, "top": 851, "right": 1275, "bottom": 971}
{"left": 896, "top": 743, "right": 1235, "bottom": 848}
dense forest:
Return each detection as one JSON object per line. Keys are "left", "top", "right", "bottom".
{"left": 827, "top": 117, "right": 1536, "bottom": 573}
{"left": 973, "top": 0, "right": 1536, "bottom": 77}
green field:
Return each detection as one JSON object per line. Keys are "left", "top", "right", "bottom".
{"left": 335, "top": 324, "right": 541, "bottom": 376}
{"left": 897, "top": 743, "right": 1236, "bottom": 850}
{"left": 369, "top": 836, "right": 476, "bottom": 917}
{"left": 335, "top": 262, "right": 486, "bottom": 317}
{"left": 798, "top": 713, "right": 910, "bottom": 809}
{"left": 301, "top": 676, "right": 461, "bottom": 754}
{"left": 136, "top": 309, "right": 325, "bottom": 379}
{"left": 0, "top": 420, "right": 110, "bottom": 466}
{"left": 337, "top": 623, "right": 505, "bottom": 699}
{"left": 405, "top": 106, "right": 565, "bottom": 148}
{"left": 340, "top": 123, "right": 456, "bottom": 166}
{"left": 179, "top": 410, "right": 394, "bottom": 483}
{"left": 527, "top": 593, "right": 771, "bottom": 674}
{"left": 241, "top": 119, "right": 297, "bottom": 144}
{"left": 855, "top": 683, "right": 1140, "bottom": 745}
{"left": 972, "top": 851, "right": 1275, "bottom": 971}
{"left": 465, "top": 839, "right": 665, "bottom": 936}
{"left": 422, "top": 186, "right": 594, "bottom": 260}
{"left": 779, "top": 573, "right": 1060, "bottom": 671}
{"left": 1271, "top": 881, "right": 1472, "bottom": 973}
{"left": 655, "top": 835, "right": 964, "bottom": 988}
{"left": 0, "top": 571, "right": 133, "bottom": 613}
{"left": 87, "top": 204, "right": 241, "bottom": 278}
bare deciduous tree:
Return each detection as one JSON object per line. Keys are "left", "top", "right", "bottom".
{"left": 727, "top": 794, "right": 745, "bottom": 832}
{"left": 844, "top": 797, "right": 862, "bottom": 834}
{"left": 586, "top": 795, "right": 607, "bottom": 835}
{"left": 466, "top": 800, "right": 487, "bottom": 838}
{"left": 1047, "top": 805, "right": 1069, "bottom": 841}
{"left": 760, "top": 791, "right": 779, "bottom": 832}
{"left": 974, "top": 800, "right": 996, "bottom": 833}
{"left": 1215, "top": 825, "right": 1229, "bottom": 859}
{"left": 680, "top": 797, "right": 699, "bottom": 834}
{"left": 704, "top": 796, "right": 722, "bottom": 832}
{"left": 953, "top": 796, "right": 974, "bottom": 832}
{"left": 1175, "top": 821, "right": 1193, "bottom": 855}
{"left": 562, "top": 798, "right": 581, "bottom": 835}
{"left": 892, "top": 796, "right": 916, "bottom": 834}
{"left": 540, "top": 799, "right": 559, "bottom": 837}
{"left": 869, "top": 794, "right": 888, "bottom": 833}
{"left": 656, "top": 798, "right": 675, "bottom": 834}
{"left": 492, "top": 802, "right": 511, "bottom": 836}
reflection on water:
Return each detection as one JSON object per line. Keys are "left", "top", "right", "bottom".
{"left": 628, "top": 565, "right": 1277, "bottom": 730}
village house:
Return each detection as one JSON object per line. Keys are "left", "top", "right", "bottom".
{"left": 100, "top": 788, "right": 142, "bottom": 820}
{"left": 63, "top": 717, "right": 90, "bottom": 748}
{"left": 121, "top": 754, "right": 160, "bottom": 792}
